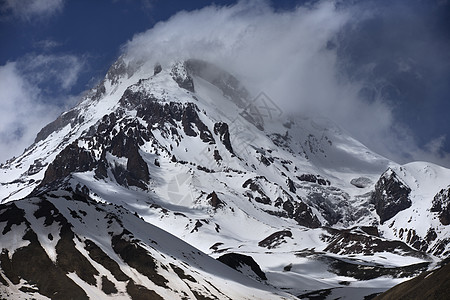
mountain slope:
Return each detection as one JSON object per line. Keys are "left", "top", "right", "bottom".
{"left": 374, "top": 260, "right": 450, "bottom": 300}
{"left": 1, "top": 58, "right": 450, "bottom": 299}
{"left": 0, "top": 181, "right": 294, "bottom": 300}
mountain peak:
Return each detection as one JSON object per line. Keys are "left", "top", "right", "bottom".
{"left": 1, "top": 56, "right": 450, "bottom": 299}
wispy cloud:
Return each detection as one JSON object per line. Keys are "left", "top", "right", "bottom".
{"left": 1, "top": 0, "right": 64, "bottom": 21}
{"left": 18, "top": 54, "right": 84, "bottom": 90}
{"left": 0, "top": 53, "right": 83, "bottom": 163}
{"left": 34, "top": 38, "right": 63, "bottom": 51}
{"left": 123, "top": 0, "right": 450, "bottom": 167}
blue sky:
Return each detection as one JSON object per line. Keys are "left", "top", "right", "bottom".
{"left": 1, "top": 0, "right": 450, "bottom": 167}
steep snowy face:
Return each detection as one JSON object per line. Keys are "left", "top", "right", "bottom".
{"left": 1, "top": 57, "right": 450, "bottom": 299}
{"left": 0, "top": 182, "right": 294, "bottom": 300}
{"left": 376, "top": 163, "right": 450, "bottom": 257}
{"left": 0, "top": 56, "right": 150, "bottom": 202}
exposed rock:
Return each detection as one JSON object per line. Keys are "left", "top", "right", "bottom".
{"left": 297, "top": 174, "right": 330, "bottom": 186}
{"left": 242, "top": 178, "right": 271, "bottom": 205}
{"left": 283, "top": 200, "right": 321, "bottom": 228}
{"left": 350, "top": 177, "right": 373, "bottom": 188}
{"left": 0, "top": 229, "right": 89, "bottom": 300}
{"left": 40, "top": 113, "right": 151, "bottom": 190}
{"left": 26, "top": 159, "right": 47, "bottom": 176}
{"left": 287, "top": 177, "right": 296, "bottom": 193}
{"left": 153, "top": 63, "right": 162, "bottom": 75}
{"left": 112, "top": 230, "right": 168, "bottom": 287}
{"left": 323, "top": 227, "right": 427, "bottom": 257}
{"left": 35, "top": 109, "right": 82, "bottom": 144}
{"left": 269, "top": 132, "right": 291, "bottom": 151}
{"left": 207, "top": 191, "right": 224, "bottom": 210}
{"left": 431, "top": 187, "right": 450, "bottom": 225}
{"left": 126, "top": 280, "right": 164, "bottom": 300}
{"left": 101, "top": 276, "right": 118, "bottom": 295}
{"left": 217, "top": 253, "right": 267, "bottom": 280}
{"left": 84, "top": 239, "right": 129, "bottom": 282}
{"left": 307, "top": 191, "right": 348, "bottom": 226}
{"left": 213, "top": 122, "right": 234, "bottom": 154}
{"left": 374, "top": 261, "right": 450, "bottom": 300}
{"left": 181, "top": 103, "right": 215, "bottom": 143}
{"left": 41, "top": 142, "right": 96, "bottom": 186}
{"left": 0, "top": 202, "right": 28, "bottom": 235}
{"left": 213, "top": 149, "right": 222, "bottom": 162}
{"left": 170, "top": 263, "right": 197, "bottom": 283}
{"left": 258, "top": 230, "right": 293, "bottom": 249}
{"left": 371, "top": 169, "right": 412, "bottom": 224}
{"left": 171, "top": 61, "right": 195, "bottom": 92}
{"left": 323, "top": 255, "right": 429, "bottom": 281}
{"left": 56, "top": 222, "right": 99, "bottom": 286}
{"left": 259, "top": 154, "right": 272, "bottom": 166}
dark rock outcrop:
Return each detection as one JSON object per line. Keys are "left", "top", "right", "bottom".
{"left": 35, "top": 109, "right": 80, "bottom": 143}
{"left": 214, "top": 122, "right": 234, "bottom": 154}
{"left": 431, "top": 187, "right": 450, "bottom": 225}
{"left": 41, "top": 142, "right": 96, "bottom": 186}
{"left": 207, "top": 191, "right": 224, "bottom": 210}
{"left": 350, "top": 177, "right": 373, "bottom": 188}
{"left": 40, "top": 118, "right": 150, "bottom": 190}
{"left": 371, "top": 169, "right": 411, "bottom": 224}
{"left": 374, "top": 261, "right": 450, "bottom": 300}
{"left": 258, "top": 230, "right": 292, "bottom": 249}
{"left": 323, "top": 227, "right": 427, "bottom": 257}
{"left": 171, "top": 61, "right": 194, "bottom": 92}
{"left": 297, "top": 174, "right": 330, "bottom": 186}
{"left": 242, "top": 178, "right": 271, "bottom": 205}
{"left": 282, "top": 200, "right": 321, "bottom": 228}
{"left": 217, "top": 253, "right": 267, "bottom": 280}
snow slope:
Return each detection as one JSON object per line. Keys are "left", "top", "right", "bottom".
{"left": 1, "top": 58, "right": 449, "bottom": 299}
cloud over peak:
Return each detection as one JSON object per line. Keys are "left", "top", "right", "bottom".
{"left": 122, "top": 0, "right": 450, "bottom": 167}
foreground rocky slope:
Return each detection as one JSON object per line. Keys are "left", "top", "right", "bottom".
{"left": 0, "top": 181, "right": 292, "bottom": 299}
{"left": 374, "top": 260, "right": 450, "bottom": 300}
{"left": 1, "top": 58, "right": 449, "bottom": 299}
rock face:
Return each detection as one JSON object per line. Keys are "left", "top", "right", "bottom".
{"left": 258, "top": 230, "right": 292, "bottom": 249}
{"left": 170, "top": 61, "right": 195, "bottom": 92}
{"left": 297, "top": 174, "right": 330, "bottom": 186}
{"left": 431, "top": 187, "right": 450, "bottom": 225}
{"left": 217, "top": 253, "right": 267, "bottom": 281}
{"left": 40, "top": 115, "right": 151, "bottom": 190}
{"left": 350, "top": 177, "right": 373, "bottom": 188}
{"left": 374, "top": 261, "right": 450, "bottom": 300}
{"left": 372, "top": 169, "right": 412, "bottom": 224}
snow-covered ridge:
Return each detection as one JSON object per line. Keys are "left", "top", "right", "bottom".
{"left": 1, "top": 57, "right": 450, "bottom": 299}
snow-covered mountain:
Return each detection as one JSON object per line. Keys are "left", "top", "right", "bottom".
{"left": 1, "top": 57, "right": 449, "bottom": 299}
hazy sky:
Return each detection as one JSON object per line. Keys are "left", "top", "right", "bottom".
{"left": 1, "top": 0, "right": 450, "bottom": 167}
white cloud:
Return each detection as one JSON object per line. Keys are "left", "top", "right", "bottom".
{"left": 18, "top": 54, "right": 84, "bottom": 90}
{"left": 0, "top": 62, "right": 56, "bottom": 162}
{"left": 0, "top": 53, "right": 83, "bottom": 163}
{"left": 122, "top": 0, "right": 449, "bottom": 167}
{"left": 1, "top": 0, "right": 64, "bottom": 20}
